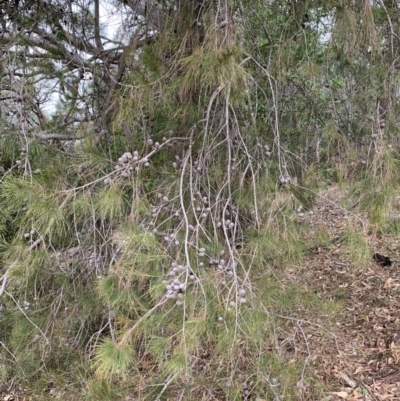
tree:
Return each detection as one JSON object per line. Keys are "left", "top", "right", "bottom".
{"left": 1, "top": 1, "right": 400, "bottom": 399}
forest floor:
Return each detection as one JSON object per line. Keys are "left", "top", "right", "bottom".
{"left": 285, "top": 186, "right": 400, "bottom": 401}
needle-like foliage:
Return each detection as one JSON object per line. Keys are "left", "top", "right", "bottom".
{"left": 1, "top": 1, "right": 400, "bottom": 400}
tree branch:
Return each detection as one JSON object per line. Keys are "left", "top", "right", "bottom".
{"left": 30, "top": 131, "right": 78, "bottom": 140}
{"left": 94, "top": 0, "right": 103, "bottom": 51}
{"left": 0, "top": 269, "right": 9, "bottom": 299}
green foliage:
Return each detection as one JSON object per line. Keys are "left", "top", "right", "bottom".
{"left": 85, "top": 379, "right": 120, "bottom": 401}
{"left": 340, "top": 223, "right": 371, "bottom": 265}
{"left": 350, "top": 144, "right": 400, "bottom": 228}
{"left": 95, "top": 185, "right": 128, "bottom": 221}
{"left": 180, "top": 45, "right": 249, "bottom": 100}
{"left": 2, "top": 1, "right": 400, "bottom": 400}
{"left": 93, "top": 338, "right": 134, "bottom": 379}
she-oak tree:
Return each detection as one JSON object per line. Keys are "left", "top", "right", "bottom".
{"left": 0, "top": 1, "right": 400, "bottom": 399}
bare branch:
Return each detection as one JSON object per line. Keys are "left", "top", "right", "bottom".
{"left": 0, "top": 269, "right": 9, "bottom": 299}
{"left": 31, "top": 131, "right": 78, "bottom": 140}
{"left": 94, "top": 0, "right": 103, "bottom": 51}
